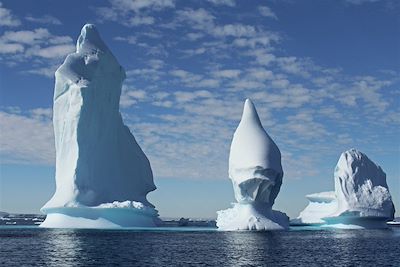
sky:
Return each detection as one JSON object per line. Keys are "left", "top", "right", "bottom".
{"left": 0, "top": 0, "right": 399, "bottom": 219}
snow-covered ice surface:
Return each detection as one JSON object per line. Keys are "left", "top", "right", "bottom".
{"left": 216, "top": 99, "right": 289, "bottom": 230}
{"left": 40, "top": 24, "right": 158, "bottom": 228}
{"left": 291, "top": 192, "right": 337, "bottom": 225}
{"left": 294, "top": 149, "right": 395, "bottom": 229}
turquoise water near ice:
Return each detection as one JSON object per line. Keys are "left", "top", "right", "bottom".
{"left": 1, "top": 226, "right": 399, "bottom": 266}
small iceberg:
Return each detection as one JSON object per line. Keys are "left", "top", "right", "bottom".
{"left": 294, "top": 149, "right": 395, "bottom": 229}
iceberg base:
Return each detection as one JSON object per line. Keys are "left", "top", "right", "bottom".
{"left": 321, "top": 215, "right": 390, "bottom": 229}
{"left": 216, "top": 203, "right": 289, "bottom": 231}
{"left": 40, "top": 201, "right": 159, "bottom": 229}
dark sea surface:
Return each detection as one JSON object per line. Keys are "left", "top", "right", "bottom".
{"left": 1, "top": 226, "right": 399, "bottom": 267}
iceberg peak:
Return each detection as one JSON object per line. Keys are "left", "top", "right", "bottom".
{"left": 230, "top": 99, "right": 282, "bottom": 183}
{"left": 241, "top": 98, "right": 262, "bottom": 126}
{"left": 76, "top": 24, "right": 108, "bottom": 53}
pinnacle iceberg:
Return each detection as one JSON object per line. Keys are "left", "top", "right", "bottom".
{"left": 40, "top": 24, "right": 158, "bottom": 228}
{"left": 216, "top": 99, "right": 289, "bottom": 230}
{"left": 294, "top": 149, "right": 395, "bottom": 228}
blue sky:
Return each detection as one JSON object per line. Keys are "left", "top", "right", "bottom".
{"left": 0, "top": 0, "right": 399, "bottom": 219}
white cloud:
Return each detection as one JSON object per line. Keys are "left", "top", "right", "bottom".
{"left": 176, "top": 8, "right": 215, "bottom": 31}
{"left": 30, "top": 108, "right": 53, "bottom": 120}
{"left": 170, "top": 69, "right": 202, "bottom": 84}
{"left": 174, "top": 90, "right": 212, "bottom": 103}
{"left": 233, "top": 34, "right": 280, "bottom": 48}
{"left": 317, "top": 75, "right": 392, "bottom": 114}
{"left": 182, "top": 47, "right": 206, "bottom": 56}
{"left": 0, "top": 29, "right": 73, "bottom": 56}
{"left": 0, "top": 28, "right": 74, "bottom": 77}
{"left": 0, "top": 28, "right": 51, "bottom": 44}
{"left": 258, "top": 6, "right": 277, "bottom": 20}
{"left": 177, "top": 9, "right": 260, "bottom": 39}
{"left": 213, "top": 69, "right": 241, "bottom": 79}
{"left": 169, "top": 69, "right": 222, "bottom": 88}
{"left": 197, "top": 78, "right": 220, "bottom": 88}
{"left": 276, "top": 56, "right": 312, "bottom": 78}
{"left": 207, "top": 0, "right": 236, "bottom": 7}
{"left": 246, "top": 68, "right": 274, "bottom": 81}
{"left": 109, "top": 0, "right": 175, "bottom": 12}
{"left": 147, "top": 59, "right": 164, "bottom": 69}
{"left": 120, "top": 87, "right": 147, "bottom": 108}
{"left": 345, "top": 0, "right": 381, "bottom": 4}
{"left": 0, "top": 109, "right": 54, "bottom": 165}
{"left": 247, "top": 49, "right": 276, "bottom": 66}
{"left": 25, "top": 14, "right": 62, "bottom": 25}
{"left": 0, "top": 42, "right": 24, "bottom": 54}
{"left": 153, "top": 100, "right": 174, "bottom": 108}
{"left": 281, "top": 151, "right": 320, "bottom": 180}
{"left": 128, "top": 15, "right": 155, "bottom": 26}
{"left": 213, "top": 24, "right": 256, "bottom": 38}
{"left": 95, "top": 0, "right": 175, "bottom": 27}
{"left": 114, "top": 35, "right": 137, "bottom": 44}
{"left": 26, "top": 44, "right": 75, "bottom": 59}
{"left": 126, "top": 68, "right": 164, "bottom": 81}
{"left": 0, "top": 2, "right": 21, "bottom": 27}
{"left": 170, "top": 69, "right": 191, "bottom": 78}
{"left": 186, "top": 32, "right": 204, "bottom": 41}
{"left": 25, "top": 65, "right": 58, "bottom": 78}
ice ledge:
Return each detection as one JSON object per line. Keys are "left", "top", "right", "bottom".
{"left": 306, "top": 191, "right": 336, "bottom": 203}
{"left": 40, "top": 201, "right": 159, "bottom": 229}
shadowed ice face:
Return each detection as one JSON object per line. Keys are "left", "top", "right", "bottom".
{"left": 232, "top": 167, "right": 282, "bottom": 207}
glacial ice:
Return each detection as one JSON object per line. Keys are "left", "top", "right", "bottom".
{"left": 216, "top": 99, "right": 289, "bottom": 230}
{"left": 294, "top": 149, "right": 395, "bottom": 229}
{"left": 332, "top": 149, "right": 394, "bottom": 219}
{"left": 40, "top": 24, "right": 158, "bottom": 228}
{"left": 291, "top": 191, "right": 337, "bottom": 225}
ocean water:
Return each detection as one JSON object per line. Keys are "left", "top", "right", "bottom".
{"left": 1, "top": 226, "right": 399, "bottom": 266}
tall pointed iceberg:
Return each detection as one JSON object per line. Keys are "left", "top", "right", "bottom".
{"left": 40, "top": 24, "right": 158, "bottom": 228}
{"left": 216, "top": 99, "right": 289, "bottom": 230}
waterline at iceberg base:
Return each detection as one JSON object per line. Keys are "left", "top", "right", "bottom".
{"left": 217, "top": 203, "right": 289, "bottom": 231}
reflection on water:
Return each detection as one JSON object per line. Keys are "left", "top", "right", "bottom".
{"left": 42, "top": 230, "right": 82, "bottom": 266}
{"left": 0, "top": 227, "right": 399, "bottom": 266}
{"left": 222, "top": 231, "right": 284, "bottom": 266}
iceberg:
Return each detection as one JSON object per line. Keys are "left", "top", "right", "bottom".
{"left": 216, "top": 99, "right": 289, "bottom": 230}
{"left": 295, "top": 149, "right": 395, "bottom": 229}
{"left": 40, "top": 24, "right": 159, "bottom": 228}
